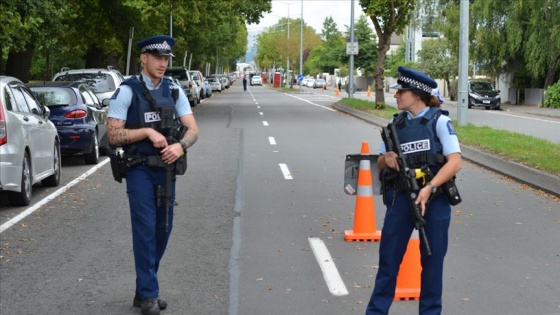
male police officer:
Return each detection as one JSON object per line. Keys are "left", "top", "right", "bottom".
{"left": 107, "top": 35, "right": 199, "bottom": 315}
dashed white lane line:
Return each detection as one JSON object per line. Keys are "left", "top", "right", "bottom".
{"left": 279, "top": 163, "right": 293, "bottom": 180}
{"left": 283, "top": 93, "right": 336, "bottom": 112}
{"left": 0, "top": 159, "right": 111, "bottom": 234}
{"left": 263, "top": 121, "right": 269, "bottom": 126}
{"left": 269, "top": 137, "right": 276, "bottom": 145}
{"left": 259, "top": 112, "right": 264, "bottom": 116}
{"left": 308, "top": 237, "right": 349, "bottom": 296}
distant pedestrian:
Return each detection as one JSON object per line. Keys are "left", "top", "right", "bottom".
{"left": 243, "top": 75, "right": 247, "bottom": 91}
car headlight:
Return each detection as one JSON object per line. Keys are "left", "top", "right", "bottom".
{"left": 469, "top": 93, "right": 481, "bottom": 100}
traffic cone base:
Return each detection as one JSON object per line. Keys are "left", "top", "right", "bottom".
{"left": 344, "top": 141, "right": 382, "bottom": 242}
{"left": 394, "top": 237, "right": 422, "bottom": 301}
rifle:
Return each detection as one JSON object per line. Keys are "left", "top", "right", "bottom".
{"left": 381, "top": 123, "right": 432, "bottom": 256}
{"left": 157, "top": 106, "right": 187, "bottom": 232}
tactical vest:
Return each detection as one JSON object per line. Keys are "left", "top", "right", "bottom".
{"left": 393, "top": 107, "right": 448, "bottom": 171}
{"left": 122, "top": 76, "right": 176, "bottom": 155}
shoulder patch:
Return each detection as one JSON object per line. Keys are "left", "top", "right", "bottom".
{"left": 447, "top": 120, "right": 457, "bottom": 135}
{"left": 111, "top": 88, "right": 120, "bottom": 99}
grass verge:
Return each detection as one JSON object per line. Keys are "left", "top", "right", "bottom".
{"left": 338, "top": 98, "right": 560, "bottom": 177}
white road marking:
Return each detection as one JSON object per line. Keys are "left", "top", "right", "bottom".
{"left": 279, "top": 163, "right": 293, "bottom": 179}
{"left": 257, "top": 106, "right": 261, "bottom": 109}
{"left": 283, "top": 93, "right": 336, "bottom": 112}
{"left": 259, "top": 112, "right": 264, "bottom": 116}
{"left": 269, "top": 137, "right": 276, "bottom": 145}
{"left": 0, "top": 159, "right": 111, "bottom": 234}
{"left": 263, "top": 121, "right": 269, "bottom": 126}
{"left": 308, "top": 237, "right": 349, "bottom": 296}
{"left": 486, "top": 110, "right": 560, "bottom": 124}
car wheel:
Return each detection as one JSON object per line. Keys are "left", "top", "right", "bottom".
{"left": 84, "top": 133, "right": 99, "bottom": 164}
{"left": 9, "top": 151, "right": 32, "bottom": 206}
{"left": 485, "top": 106, "right": 490, "bottom": 110}
{"left": 42, "top": 141, "right": 61, "bottom": 187}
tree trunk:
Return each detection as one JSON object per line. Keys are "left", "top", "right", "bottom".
{"left": 544, "top": 52, "right": 560, "bottom": 89}
{"left": 374, "top": 33, "right": 391, "bottom": 106}
{"left": 85, "top": 45, "right": 105, "bottom": 68}
{"left": 5, "top": 45, "right": 35, "bottom": 83}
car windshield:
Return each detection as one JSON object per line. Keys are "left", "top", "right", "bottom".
{"left": 470, "top": 82, "right": 495, "bottom": 92}
{"left": 166, "top": 70, "right": 188, "bottom": 80}
{"left": 30, "top": 87, "right": 77, "bottom": 106}
{"left": 316, "top": 79, "right": 326, "bottom": 83}
{"left": 54, "top": 73, "right": 115, "bottom": 93}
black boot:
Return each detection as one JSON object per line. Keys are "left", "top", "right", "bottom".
{"left": 133, "top": 294, "right": 167, "bottom": 310}
{"left": 141, "top": 298, "right": 160, "bottom": 315}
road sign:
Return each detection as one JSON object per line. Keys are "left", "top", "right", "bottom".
{"left": 346, "top": 38, "right": 359, "bottom": 55}
{"left": 297, "top": 74, "right": 304, "bottom": 82}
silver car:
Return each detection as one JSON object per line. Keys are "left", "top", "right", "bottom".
{"left": 0, "top": 76, "right": 61, "bottom": 206}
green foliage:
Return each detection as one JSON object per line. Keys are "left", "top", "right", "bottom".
{"left": 543, "top": 81, "right": 560, "bottom": 108}
{"left": 348, "top": 15, "right": 378, "bottom": 76}
{"left": 305, "top": 17, "right": 347, "bottom": 75}
{"left": 1, "top": 0, "right": 272, "bottom": 79}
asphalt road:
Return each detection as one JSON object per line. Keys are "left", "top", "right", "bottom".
{"left": 1, "top": 82, "right": 559, "bottom": 315}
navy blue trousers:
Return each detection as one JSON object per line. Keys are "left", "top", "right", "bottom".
{"left": 126, "top": 165, "right": 175, "bottom": 299}
{"left": 366, "top": 190, "right": 451, "bottom": 315}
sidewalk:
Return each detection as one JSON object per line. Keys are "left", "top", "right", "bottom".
{"left": 331, "top": 102, "right": 560, "bottom": 198}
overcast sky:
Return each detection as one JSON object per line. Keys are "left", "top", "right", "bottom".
{"left": 246, "top": 0, "right": 368, "bottom": 52}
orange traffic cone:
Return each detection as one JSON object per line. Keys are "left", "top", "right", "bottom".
{"left": 367, "top": 85, "right": 371, "bottom": 97}
{"left": 344, "top": 142, "right": 382, "bottom": 242}
{"left": 394, "top": 234, "right": 422, "bottom": 300}
{"left": 335, "top": 87, "right": 340, "bottom": 97}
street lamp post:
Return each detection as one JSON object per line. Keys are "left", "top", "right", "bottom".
{"left": 299, "top": 0, "right": 303, "bottom": 90}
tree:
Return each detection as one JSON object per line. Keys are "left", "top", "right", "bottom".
{"left": 305, "top": 17, "right": 346, "bottom": 75}
{"left": 417, "top": 38, "right": 457, "bottom": 97}
{"left": 360, "top": 0, "right": 416, "bottom": 106}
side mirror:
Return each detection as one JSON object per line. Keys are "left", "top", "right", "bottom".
{"left": 42, "top": 106, "right": 51, "bottom": 118}
{"left": 102, "top": 98, "right": 111, "bottom": 107}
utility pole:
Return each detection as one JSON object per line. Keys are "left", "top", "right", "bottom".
{"left": 299, "top": 0, "right": 303, "bottom": 91}
{"left": 348, "top": 0, "right": 355, "bottom": 99}
{"left": 457, "top": 0, "right": 470, "bottom": 126}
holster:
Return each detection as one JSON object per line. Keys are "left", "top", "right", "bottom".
{"left": 109, "top": 147, "right": 126, "bottom": 183}
{"left": 442, "top": 177, "right": 462, "bottom": 205}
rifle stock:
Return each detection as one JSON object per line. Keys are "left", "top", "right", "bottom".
{"left": 382, "top": 123, "right": 432, "bottom": 256}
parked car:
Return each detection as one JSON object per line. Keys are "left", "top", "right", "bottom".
{"left": 250, "top": 75, "right": 263, "bottom": 86}
{"left": 52, "top": 66, "right": 125, "bottom": 102}
{"left": 0, "top": 76, "right": 61, "bottom": 206}
{"left": 189, "top": 70, "right": 206, "bottom": 100}
{"left": 306, "top": 79, "right": 316, "bottom": 88}
{"left": 165, "top": 67, "right": 199, "bottom": 106}
{"left": 313, "top": 79, "right": 327, "bottom": 89}
{"left": 207, "top": 76, "right": 222, "bottom": 92}
{"left": 28, "top": 81, "right": 108, "bottom": 164}
{"left": 468, "top": 80, "right": 501, "bottom": 110}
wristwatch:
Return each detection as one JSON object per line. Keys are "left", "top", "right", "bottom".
{"left": 426, "top": 182, "right": 437, "bottom": 194}
{"left": 179, "top": 140, "right": 188, "bottom": 154}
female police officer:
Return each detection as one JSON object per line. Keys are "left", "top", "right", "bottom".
{"left": 366, "top": 67, "right": 461, "bottom": 315}
{"left": 107, "top": 35, "right": 199, "bottom": 315}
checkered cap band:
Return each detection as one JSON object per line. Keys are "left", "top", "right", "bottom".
{"left": 398, "top": 75, "right": 433, "bottom": 93}
{"left": 141, "top": 41, "right": 172, "bottom": 53}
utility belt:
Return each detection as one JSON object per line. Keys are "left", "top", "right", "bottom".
{"left": 380, "top": 166, "right": 462, "bottom": 206}
{"left": 109, "top": 148, "right": 187, "bottom": 183}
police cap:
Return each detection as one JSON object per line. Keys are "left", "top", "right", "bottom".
{"left": 136, "top": 35, "right": 175, "bottom": 57}
{"left": 390, "top": 66, "right": 437, "bottom": 93}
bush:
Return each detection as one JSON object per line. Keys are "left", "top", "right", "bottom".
{"left": 543, "top": 81, "right": 560, "bottom": 108}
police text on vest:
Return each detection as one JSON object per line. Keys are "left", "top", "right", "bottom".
{"left": 400, "top": 140, "right": 430, "bottom": 154}
{"left": 144, "top": 111, "right": 162, "bottom": 122}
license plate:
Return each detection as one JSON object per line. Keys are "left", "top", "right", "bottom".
{"left": 482, "top": 100, "right": 491, "bottom": 104}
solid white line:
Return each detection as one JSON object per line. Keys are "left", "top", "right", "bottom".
{"left": 269, "top": 137, "right": 276, "bottom": 145}
{"left": 0, "top": 158, "right": 111, "bottom": 234}
{"left": 308, "top": 237, "right": 349, "bottom": 296}
{"left": 486, "top": 110, "right": 560, "bottom": 124}
{"left": 283, "top": 93, "right": 336, "bottom": 112}
{"left": 263, "top": 121, "right": 269, "bottom": 126}
{"left": 279, "top": 163, "right": 293, "bottom": 180}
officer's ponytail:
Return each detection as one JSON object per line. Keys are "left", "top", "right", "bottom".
{"left": 411, "top": 90, "right": 441, "bottom": 108}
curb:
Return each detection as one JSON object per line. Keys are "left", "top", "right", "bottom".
{"left": 332, "top": 103, "right": 560, "bottom": 198}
